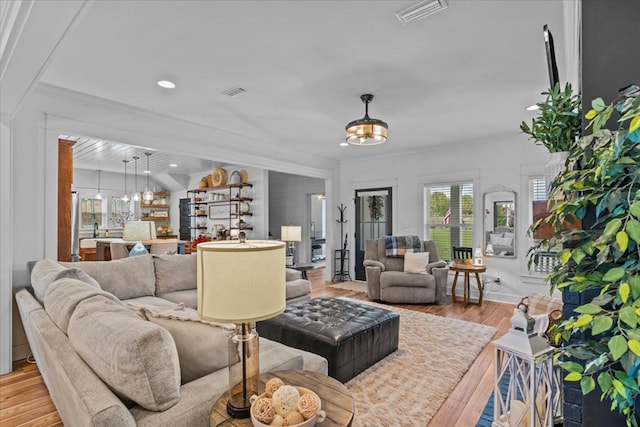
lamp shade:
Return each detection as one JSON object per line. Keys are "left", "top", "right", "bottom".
{"left": 281, "top": 225, "right": 302, "bottom": 242}
{"left": 123, "top": 220, "right": 157, "bottom": 241}
{"left": 197, "top": 240, "right": 286, "bottom": 323}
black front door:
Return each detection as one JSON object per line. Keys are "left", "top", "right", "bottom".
{"left": 354, "top": 188, "right": 392, "bottom": 281}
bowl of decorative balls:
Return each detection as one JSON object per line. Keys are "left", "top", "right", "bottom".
{"left": 250, "top": 377, "right": 325, "bottom": 427}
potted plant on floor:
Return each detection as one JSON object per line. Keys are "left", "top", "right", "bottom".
{"left": 530, "top": 86, "right": 640, "bottom": 425}
{"left": 520, "top": 82, "right": 582, "bottom": 184}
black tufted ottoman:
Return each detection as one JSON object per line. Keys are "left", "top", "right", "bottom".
{"left": 256, "top": 297, "right": 400, "bottom": 383}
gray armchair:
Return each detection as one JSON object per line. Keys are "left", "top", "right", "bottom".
{"left": 364, "top": 238, "right": 448, "bottom": 304}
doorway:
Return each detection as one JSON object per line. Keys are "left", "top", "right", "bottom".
{"left": 309, "top": 194, "right": 326, "bottom": 262}
{"left": 354, "top": 187, "right": 392, "bottom": 280}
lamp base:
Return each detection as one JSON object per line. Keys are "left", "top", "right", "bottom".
{"left": 226, "top": 323, "right": 259, "bottom": 419}
{"left": 226, "top": 395, "right": 253, "bottom": 419}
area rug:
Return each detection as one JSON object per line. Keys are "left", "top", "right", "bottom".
{"left": 331, "top": 280, "right": 368, "bottom": 292}
{"left": 340, "top": 297, "right": 498, "bottom": 426}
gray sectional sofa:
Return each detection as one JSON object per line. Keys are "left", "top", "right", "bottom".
{"left": 15, "top": 254, "right": 326, "bottom": 427}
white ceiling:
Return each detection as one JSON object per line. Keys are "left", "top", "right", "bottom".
{"left": 40, "top": 0, "right": 572, "bottom": 175}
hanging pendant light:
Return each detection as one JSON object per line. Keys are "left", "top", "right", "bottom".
{"left": 143, "top": 152, "right": 154, "bottom": 202}
{"left": 345, "top": 94, "right": 388, "bottom": 146}
{"left": 131, "top": 156, "right": 141, "bottom": 202}
{"left": 95, "top": 169, "right": 102, "bottom": 200}
{"left": 121, "top": 160, "right": 130, "bottom": 202}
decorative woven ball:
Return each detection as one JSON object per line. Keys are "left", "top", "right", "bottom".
{"left": 271, "top": 385, "right": 300, "bottom": 415}
{"left": 252, "top": 398, "right": 275, "bottom": 425}
{"left": 265, "top": 377, "right": 285, "bottom": 398}
{"left": 284, "top": 410, "right": 304, "bottom": 425}
{"left": 269, "top": 414, "right": 285, "bottom": 426}
{"left": 297, "top": 392, "right": 320, "bottom": 420}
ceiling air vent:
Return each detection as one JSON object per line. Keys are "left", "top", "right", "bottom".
{"left": 396, "top": 0, "right": 448, "bottom": 25}
{"left": 221, "top": 86, "right": 246, "bottom": 97}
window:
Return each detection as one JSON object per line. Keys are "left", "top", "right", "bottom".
{"left": 424, "top": 182, "right": 473, "bottom": 261}
{"left": 529, "top": 177, "right": 561, "bottom": 274}
{"left": 80, "top": 198, "right": 105, "bottom": 228}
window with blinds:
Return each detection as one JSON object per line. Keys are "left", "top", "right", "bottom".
{"left": 424, "top": 182, "right": 473, "bottom": 261}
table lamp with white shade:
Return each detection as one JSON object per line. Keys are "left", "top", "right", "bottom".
{"left": 197, "top": 237, "right": 286, "bottom": 418}
{"left": 281, "top": 225, "right": 301, "bottom": 267}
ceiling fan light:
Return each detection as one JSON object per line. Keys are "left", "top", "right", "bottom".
{"left": 345, "top": 94, "right": 388, "bottom": 146}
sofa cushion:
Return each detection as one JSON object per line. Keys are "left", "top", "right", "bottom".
{"left": 61, "top": 255, "right": 156, "bottom": 300}
{"left": 158, "top": 290, "right": 198, "bottom": 309}
{"left": 31, "top": 258, "right": 100, "bottom": 304}
{"left": 138, "top": 305, "right": 234, "bottom": 384}
{"left": 380, "top": 270, "right": 436, "bottom": 288}
{"left": 286, "top": 279, "right": 311, "bottom": 300}
{"left": 403, "top": 252, "right": 430, "bottom": 274}
{"left": 154, "top": 254, "right": 197, "bottom": 296}
{"left": 67, "top": 294, "right": 181, "bottom": 411}
{"left": 44, "top": 278, "right": 122, "bottom": 334}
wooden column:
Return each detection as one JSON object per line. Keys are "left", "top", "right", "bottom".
{"left": 57, "top": 139, "right": 75, "bottom": 261}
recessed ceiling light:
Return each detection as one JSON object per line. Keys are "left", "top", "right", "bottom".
{"left": 169, "top": 164, "right": 178, "bottom": 167}
{"left": 144, "top": 170, "right": 151, "bottom": 174}
{"left": 526, "top": 104, "right": 540, "bottom": 111}
{"left": 157, "top": 80, "right": 176, "bottom": 89}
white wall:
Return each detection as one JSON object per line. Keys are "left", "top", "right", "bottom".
{"left": 339, "top": 135, "right": 552, "bottom": 303}
{"left": 269, "top": 171, "right": 325, "bottom": 264}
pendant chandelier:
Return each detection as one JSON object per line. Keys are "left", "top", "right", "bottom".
{"left": 95, "top": 169, "right": 102, "bottom": 200}
{"left": 345, "top": 94, "right": 388, "bottom": 146}
{"left": 143, "top": 152, "right": 154, "bottom": 203}
{"left": 131, "top": 156, "right": 141, "bottom": 202}
{"left": 121, "top": 160, "right": 130, "bottom": 202}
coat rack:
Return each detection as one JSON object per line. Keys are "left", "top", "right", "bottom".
{"left": 333, "top": 204, "right": 351, "bottom": 281}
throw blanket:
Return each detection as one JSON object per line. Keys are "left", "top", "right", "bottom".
{"left": 384, "top": 235, "right": 422, "bottom": 257}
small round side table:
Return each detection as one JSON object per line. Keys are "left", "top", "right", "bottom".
{"left": 449, "top": 263, "right": 487, "bottom": 306}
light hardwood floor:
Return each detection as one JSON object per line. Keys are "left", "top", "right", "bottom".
{"left": 0, "top": 267, "right": 513, "bottom": 427}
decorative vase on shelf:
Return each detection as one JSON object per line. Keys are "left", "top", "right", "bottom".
{"left": 544, "top": 151, "right": 569, "bottom": 188}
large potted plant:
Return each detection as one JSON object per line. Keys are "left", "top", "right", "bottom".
{"left": 530, "top": 87, "right": 640, "bottom": 425}
{"left": 520, "top": 82, "right": 582, "bottom": 184}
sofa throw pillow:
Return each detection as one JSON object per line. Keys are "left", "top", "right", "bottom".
{"left": 61, "top": 255, "right": 155, "bottom": 300}
{"left": 68, "top": 294, "right": 181, "bottom": 411}
{"left": 44, "top": 278, "right": 121, "bottom": 334}
{"left": 31, "top": 258, "right": 100, "bottom": 304}
{"left": 153, "top": 254, "right": 197, "bottom": 296}
{"left": 403, "top": 252, "right": 430, "bottom": 274}
{"left": 489, "top": 233, "right": 505, "bottom": 245}
{"left": 140, "top": 305, "right": 235, "bottom": 384}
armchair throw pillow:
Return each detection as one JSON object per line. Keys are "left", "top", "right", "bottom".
{"left": 403, "top": 252, "right": 430, "bottom": 274}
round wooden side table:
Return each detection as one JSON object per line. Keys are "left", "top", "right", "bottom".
{"left": 449, "top": 263, "right": 487, "bottom": 306}
{"left": 210, "top": 370, "right": 355, "bottom": 427}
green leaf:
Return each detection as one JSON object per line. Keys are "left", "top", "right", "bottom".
{"left": 603, "top": 267, "right": 625, "bottom": 282}
{"left": 620, "top": 305, "right": 637, "bottom": 328}
{"left": 631, "top": 115, "right": 640, "bottom": 133}
{"left": 565, "top": 372, "right": 582, "bottom": 381}
{"left": 627, "top": 220, "right": 640, "bottom": 244}
{"left": 612, "top": 379, "right": 628, "bottom": 399}
{"left": 559, "top": 249, "right": 572, "bottom": 265}
{"left": 620, "top": 282, "right": 631, "bottom": 304}
{"left": 574, "top": 303, "right": 603, "bottom": 315}
{"left": 604, "top": 218, "right": 623, "bottom": 236}
{"left": 609, "top": 335, "right": 628, "bottom": 361}
{"left": 598, "top": 371, "right": 614, "bottom": 392}
{"left": 630, "top": 202, "right": 640, "bottom": 219}
{"left": 592, "top": 98, "right": 606, "bottom": 112}
{"left": 616, "top": 231, "right": 629, "bottom": 252}
{"left": 592, "top": 315, "right": 614, "bottom": 335}
{"left": 630, "top": 276, "right": 640, "bottom": 299}
{"left": 581, "top": 376, "right": 596, "bottom": 394}
{"left": 574, "top": 314, "right": 593, "bottom": 328}
{"left": 559, "top": 361, "right": 584, "bottom": 373}
{"left": 628, "top": 340, "right": 640, "bottom": 356}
